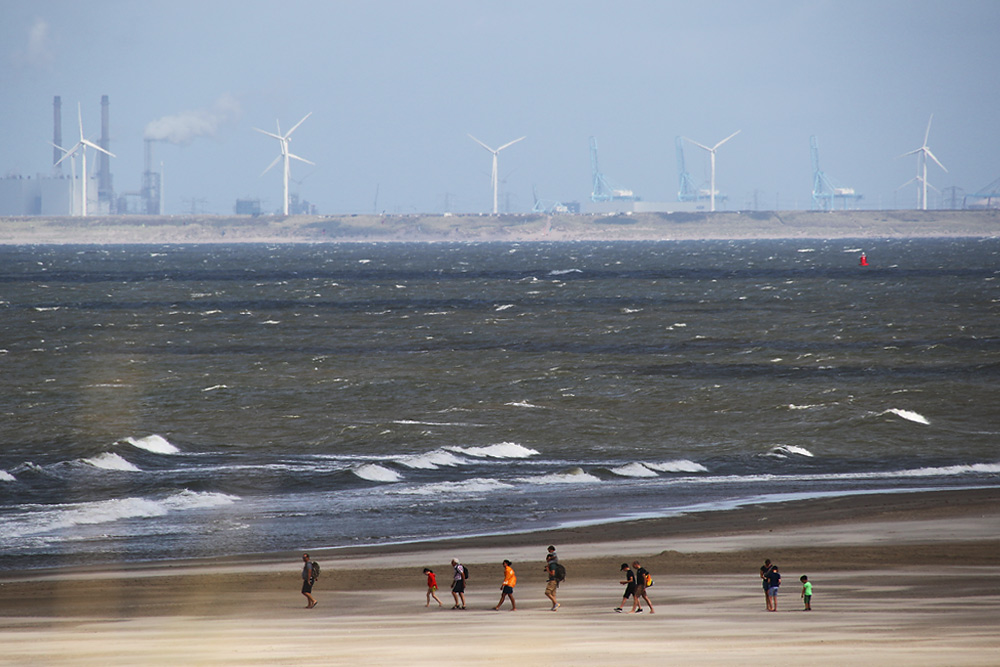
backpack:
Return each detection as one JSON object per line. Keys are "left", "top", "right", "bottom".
{"left": 644, "top": 572, "right": 653, "bottom": 587}
{"left": 553, "top": 562, "right": 566, "bottom": 582}
{"left": 462, "top": 564, "right": 469, "bottom": 579}
{"left": 310, "top": 561, "right": 320, "bottom": 580}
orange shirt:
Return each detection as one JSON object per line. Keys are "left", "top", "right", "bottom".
{"left": 503, "top": 564, "right": 517, "bottom": 588}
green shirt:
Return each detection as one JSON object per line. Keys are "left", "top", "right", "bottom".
{"left": 802, "top": 581, "right": 812, "bottom": 596}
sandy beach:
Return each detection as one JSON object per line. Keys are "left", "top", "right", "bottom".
{"left": 1, "top": 209, "right": 999, "bottom": 244}
{"left": 1, "top": 487, "right": 998, "bottom": 665}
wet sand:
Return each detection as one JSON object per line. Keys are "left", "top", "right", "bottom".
{"left": 2, "top": 488, "right": 998, "bottom": 665}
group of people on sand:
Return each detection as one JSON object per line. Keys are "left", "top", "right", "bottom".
{"left": 422, "top": 546, "right": 564, "bottom": 612}
{"left": 302, "top": 551, "right": 812, "bottom": 614}
{"left": 760, "top": 559, "right": 812, "bottom": 612}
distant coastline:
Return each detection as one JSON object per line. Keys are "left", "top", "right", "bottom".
{"left": 1, "top": 209, "right": 998, "bottom": 245}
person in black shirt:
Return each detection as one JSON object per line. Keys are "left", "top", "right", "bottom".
{"left": 615, "top": 562, "right": 636, "bottom": 612}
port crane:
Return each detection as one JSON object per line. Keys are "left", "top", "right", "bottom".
{"left": 811, "top": 135, "right": 862, "bottom": 210}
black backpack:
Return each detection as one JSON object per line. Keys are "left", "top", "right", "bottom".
{"left": 553, "top": 562, "right": 566, "bottom": 582}
{"left": 462, "top": 564, "right": 469, "bottom": 579}
{"left": 311, "top": 561, "right": 320, "bottom": 579}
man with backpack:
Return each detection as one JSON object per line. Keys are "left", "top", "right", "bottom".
{"left": 632, "top": 560, "right": 654, "bottom": 613}
{"left": 450, "top": 559, "right": 467, "bottom": 609}
{"left": 301, "top": 553, "right": 318, "bottom": 609}
{"left": 544, "top": 546, "right": 563, "bottom": 611}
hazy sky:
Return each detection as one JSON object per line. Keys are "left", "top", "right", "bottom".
{"left": 2, "top": 0, "right": 998, "bottom": 215}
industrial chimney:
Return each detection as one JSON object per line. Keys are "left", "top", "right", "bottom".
{"left": 99, "top": 94, "right": 113, "bottom": 208}
{"left": 53, "top": 96, "right": 62, "bottom": 171}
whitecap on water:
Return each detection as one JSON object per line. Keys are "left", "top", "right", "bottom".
{"left": 0, "top": 469, "right": 15, "bottom": 482}
{"left": 446, "top": 443, "right": 540, "bottom": 458}
{"left": 883, "top": 408, "right": 930, "bottom": 425}
{"left": 646, "top": 459, "right": 709, "bottom": 473}
{"left": 610, "top": 462, "right": 659, "bottom": 477}
{"left": 124, "top": 435, "right": 181, "bottom": 454}
{"left": 83, "top": 452, "right": 142, "bottom": 472}
{"left": 352, "top": 463, "right": 402, "bottom": 483}
{"left": 767, "top": 445, "right": 815, "bottom": 458}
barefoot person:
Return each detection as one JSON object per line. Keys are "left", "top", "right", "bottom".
{"left": 767, "top": 565, "right": 782, "bottom": 612}
{"left": 761, "top": 559, "right": 775, "bottom": 611}
{"left": 544, "top": 554, "right": 560, "bottom": 611}
{"left": 424, "top": 568, "right": 442, "bottom": 607}
{"left": 450, "top": 559, "right": 467, "bottom": 609}
{"left": 300, "top": 553, "right": 317, "bottom": 609}
{"left": 632, "top": 560, "right": 654, "bottom": 613}
{"left": 494, "top": 560, "right": 517, "bottom": 611}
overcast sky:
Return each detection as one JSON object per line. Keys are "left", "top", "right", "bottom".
{"left": 2, "top": 0, "right": 998, "bottom": 215}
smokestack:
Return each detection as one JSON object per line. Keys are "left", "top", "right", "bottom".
{"left": 99, "top": 95, "right": 112, "bottom": 205}
{"left": 53, "top": 95, "right": 62, "bottom": 170}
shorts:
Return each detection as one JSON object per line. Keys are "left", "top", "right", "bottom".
{"left": 452, "top": 580, "right": 465, "bottom": 594}
{"left": 301, "top": 580, "right": 313, "bottom": 594}
{"left": 501, "top": 585, "right": 514, "bottom": 595}
{"left": 545, "top": 580, "right": 558, "bottom": 595}
{"left": 767, "top": 587, "right": 779, "bottom": 597}
{"left": 804, "top": 595, "right": 811, "bottom": 604}
{"left": 622, "top": 583, "right": 636, "bottom": 598}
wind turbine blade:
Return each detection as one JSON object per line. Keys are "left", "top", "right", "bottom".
{"left": 467, "top": 134, "right": 495, "bottom": 153}
{"left": 288, "top": 153, "right": 315, "bottom": 166}
{"left": 51, "top": 141, "right": 69, "bottom": 154}
{"left": 923, "top": 114, "right": 934, "bottom": 146}
{"left": 77, "top": 102, "right": 84, "bottom": 140}
{"left": 261, "top": 154, "right": 282, "bottom": 176}
{"left": 254, "top": 127, "right": 282, "bottom": 140}
{"left": 82, "top": 138, "right": 115, "bottom": 158}
{"left": 897, "top": 148, "right": 922, "bottom": 159}
{"left": 682, "top": 137, "right": 711, "bottom": 152}
{"left": 497, "top": 136, "right": 526, "bottom": 152}
{"left": 925, "top": 148, "right": 947, "bottom": 172}
{"left": 285, "top": 112, "right": 312, "bottom": 138}
{"left": 713, "top": 130, "right": 741, "bottom": 150}
{"left": 54, "top": 143, "right": 81, "bottom": 167}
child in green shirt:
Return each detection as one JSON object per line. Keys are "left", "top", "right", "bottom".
{"left": 800, "top": 575, "right": 812, "bottom": 611}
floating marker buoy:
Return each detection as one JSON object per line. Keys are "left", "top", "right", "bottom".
{"left": 859, "top": 252, "right": 868, "bottom": 266}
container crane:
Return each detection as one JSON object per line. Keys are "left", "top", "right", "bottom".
{"left": 590, "top": 136, "right": 637, "bottom": 202}
{"left": 811, "top": 135, "right": 863, "bottom": 210}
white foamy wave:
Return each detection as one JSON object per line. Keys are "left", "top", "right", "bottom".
{"left": 788, "top": 404, "right": 821, "bottom": 410}
{"left": 549, "top": 269, "right": 582, "bottom": 276}
{"left": 767, "top": 445, "right": 814, "bottom": 458}
{"left": 446, "top": 443, "right": 540, "bottom": 459}
{"left": 883, "top": 408, "right": 930, "bottom": 425}
{"left": 396, "top": 449, "right": 465, "bottom": 470}
{"left": 495, "top": 304, "right": 515, "bottom": 311}
{"left": 352, "top": 463, "right": 401, "bottom": 483}
{"left": 124, "top": 434, "right": 181, "bottom": 454}
{"left": 610, "top": 462, "right": 659, "bottom": 478}
{"left": 506, "top": 401, "right": 543, "bottom": 409}
{"left": 0, "top": 469, "right": 15, "bottom": 482}
{"left": 893, "top": 463, "right": 1000, "bottom": 478}
{"left": 202, "top": 384, "right": 227, "bottom": 392}
{"left": 797, "top": 248, "right": 816, "bottom": 253}
{"left": 7, "top": 491, "right": 238, "bottom": 538}
{"left": 521, "top": 468, "right": 602, "bottom": 484}
{"left": 391, "top": 478, "right": 514, "bottom": 495}
{"left": 646, "top": 459, "right": 709, "bottom": 473}
{"left": 83, "top": 452, "right": 141, "bottom": 472}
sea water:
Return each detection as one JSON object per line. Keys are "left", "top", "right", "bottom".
{"left": 1, "top": 239, "right": 998, "bottom": 570}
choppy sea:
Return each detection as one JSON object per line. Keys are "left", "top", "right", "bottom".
{"left": 1, "top": 239, "right": 998, "bottom": 571}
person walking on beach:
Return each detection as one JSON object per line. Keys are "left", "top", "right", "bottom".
{"left": 615, "top": 562, "right": 637, "bottom": 613}
{"left": 632, "top": 560, "right": 654, "bottom": 613}
{"left": 800, "top": 575, "right": 812, "bottom": 611}
{"left": 450, "top": 559, "right": 467, "bottom": 609}
{"left": 544, "top": 552, "right": 561, "bottom": 611}
{"left": 494, "top": 560, "right": 517, "bottom": 611}
{"left": 424, "top": 568, "right": 442, "bottom": 607}
{"left": 761, "top": 559, "right": 774, "bottom": 611}
{"left": 301, "top": 553, "right": 317, "bottom": 609}
{"left": 767, "top": 564, "right": 781, "bottom": 611}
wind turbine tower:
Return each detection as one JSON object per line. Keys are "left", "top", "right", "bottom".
{"left": 899, "top": 114, "right": 947, "bottom": 210}
{"left": 255, "top": 113, "right": 315, "bottom": 216}
{"left": 469, "top": 134, "right": 525, "bottom": 214}
{"left": 682, "top": 131, "right": 740, "bottom": 212}
{"left": 53, "top": 102, "right": 115, "bottom": 217}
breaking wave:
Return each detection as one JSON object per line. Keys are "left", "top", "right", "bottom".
{"left": 882, "top": 409, "right": 931, "bottom": 425}
{"left": 124, "top": 434, "right": 181, "bottom": 454}
{"left": 446, "top": 443, "right": 540, "bottom": 459}
{"left": 83, "top": 452, "right": 141, "bottom": 472}
{"left": 351, "top": 463, "right": 402, "bottom": 483}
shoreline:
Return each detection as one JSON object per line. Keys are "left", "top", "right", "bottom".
{"left": 2, "top": 209, "right": 998, "bottom": 244}
{"left": 2, "top": 486, "right": 998, "bottom": 665}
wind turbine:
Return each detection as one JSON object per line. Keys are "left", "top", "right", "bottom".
{"left": 682, "top": 130, "right": 740, "bottom": 212}
{"left": 53, "top": 102, "right": 115, "bottom": 216}
{"left": 468, "top": 134, "right": 525, "bottom": 214}
{"left": 899, "top": 114, "right": 947, "bottom": 210}
{"left": 254, "top": 113, "right": 315, "bottom": 216}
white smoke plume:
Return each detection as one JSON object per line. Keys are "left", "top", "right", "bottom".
{"left": 144, "top": 93, "right": 241, "bottom": 144}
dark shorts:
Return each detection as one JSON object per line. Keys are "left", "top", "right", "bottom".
{"left": 452, "top": 579, "right": 465, "bottom": 593}
{"left": 622, "top": 583, "right": 636, "bottom": 598}
{"left": 302, "top": 580, "right": 313, "bottom": 594}
{"left": 501, "top": 585, "right": 514, "bottom": 595}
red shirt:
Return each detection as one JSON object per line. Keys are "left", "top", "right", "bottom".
{"left": 427, "top": 572, "right": 437, "bottom": 588}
